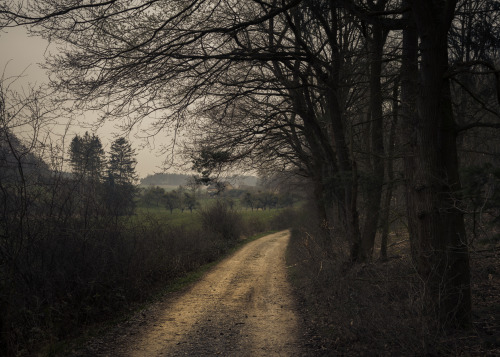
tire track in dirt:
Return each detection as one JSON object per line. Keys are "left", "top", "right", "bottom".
{"left": 84, "top": 230, "right": 307, "bottom": 356}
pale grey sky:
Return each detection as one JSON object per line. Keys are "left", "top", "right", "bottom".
{"left": 0, "top": 26, "right": 169, "bottom": 178}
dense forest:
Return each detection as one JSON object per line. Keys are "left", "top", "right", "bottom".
{"left": 1, "top": 0, "right": 499, "bottom": 355}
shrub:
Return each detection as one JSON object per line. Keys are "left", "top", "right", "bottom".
{"left": 270, "top": 207, "right": 300, "bottom": 231}
{"left": 199, "top": 200, "right": 243, "bottom": 241}
{"left": 243, "top": 215, "right": 268, "bottom": 236}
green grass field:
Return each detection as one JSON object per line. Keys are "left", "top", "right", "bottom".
{"left": 134, "top": 205, "right": 204, "bottom": 229}
{"left": 133, "top": 203, "right": 284, "bottom": 231}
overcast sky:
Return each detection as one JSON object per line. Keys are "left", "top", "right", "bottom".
{"left": 0, "top": 26, "right": 169, "bottom": 178}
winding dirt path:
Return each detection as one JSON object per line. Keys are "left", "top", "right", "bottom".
{"left": 79, "top": 230, "right": 308, "bottom": 356}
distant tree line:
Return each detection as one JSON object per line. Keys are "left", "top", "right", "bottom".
{"left": 239, "top": 191, "right": 296, "bottom": 211}
{"left": 139, "top": 185, "right": 298, "bottom": 213}
{"left": 141, "top": 172, "right": 259, "bottom": 188}
{"left": 140, "top": 185, "right": 199, "bottom": 213}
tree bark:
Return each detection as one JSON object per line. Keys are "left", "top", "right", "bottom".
{"left": 325, "top": 6, "right": 362, "bottom": 261}
{"left": 326, "top": 89, "right": 362, "bottom": 261}
{"left": 402, "top": 0, "right": 472, "bottom": 329}
{"left": 380, "top": 83, "right": 399, "bottom": 261}
{"left": 359, "top": 20, "right": 387, "bottom": 261}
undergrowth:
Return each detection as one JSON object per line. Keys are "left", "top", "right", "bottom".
{"left": 286, "top": 203, "right": 500, "bottom": 355}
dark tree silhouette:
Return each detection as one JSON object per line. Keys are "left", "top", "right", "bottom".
{"left": 69, "top": 132, "right": 105, "bottom": 181}
{"left": 104, "top": 137, "right": 138, "bottom": 215}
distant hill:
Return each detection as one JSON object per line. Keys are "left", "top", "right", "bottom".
{"left": 140, "top": 173, "right": 191, "bottom": 186}
{"left": 0, "top": 129, "right": 50, "bottom": 181}
{"left": 228, "top": 175, "right": 258, "bottom": 187}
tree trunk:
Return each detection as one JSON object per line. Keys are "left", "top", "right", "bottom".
{"left": 327, "top": 90, "right": 362, "bottom": 261}
{"left": 312, "top": 172, "right": 329, "bottom": 226}
{"left": 380, "top": 83, "right": 399, "bottom": 261}
{"left": 402, "top": 0, "right": 472, "bottom": 329}
{"left": 322, "top": 5, "right": 362, "bottom": 261}
{"left": 359, "top": 22, "right": 387, "bottom": 261}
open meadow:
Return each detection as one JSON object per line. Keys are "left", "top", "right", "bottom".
{"left": 134, "top": 202, "right": 286, "bottom": 232}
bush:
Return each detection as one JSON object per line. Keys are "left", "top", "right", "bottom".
{"left": 243, "top": 215, "right": 268, "bottom": 236}
{"left": 199, "top": 200, "right": 243, "bottom": 241}
{"left": 270, "top": 207, "right": 300, "bottom": 231}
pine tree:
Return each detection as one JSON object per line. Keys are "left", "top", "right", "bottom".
{"left": 69, "top": 135, "right": 83, "bottom": 176}
{"left": 69, "top": 132, "right": 105, "bottom": 181}
{"left": 104, "top": 137, "right": 138, "bottom": 215}
{"left": 107, "top": 137, "right": 137, "bottom": 185}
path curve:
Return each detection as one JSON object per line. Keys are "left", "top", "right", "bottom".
{"left": 80, "top": 230, "right": 307, "bottom": 356}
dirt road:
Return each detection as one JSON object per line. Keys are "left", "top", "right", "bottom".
{"left": 80, "top": 230, "right": 308, "bottom": 356}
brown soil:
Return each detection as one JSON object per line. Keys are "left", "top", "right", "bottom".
{"left": 73, "top": 231, "right": 310, "bottom": 356}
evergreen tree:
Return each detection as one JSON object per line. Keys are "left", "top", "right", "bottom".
{"left": 69, "top": 132, "right": 105, "bottom": 181}
{"left": 104, "top": 137, "right": 138, "bottom": 215}
{"left": 69, "top": 135, "right": 83, "bottom": 175}
{"left": 107, "top": 137, "right": 138, "bottom": 185}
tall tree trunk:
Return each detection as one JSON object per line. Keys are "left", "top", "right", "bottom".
{"left": 326, "top": 5, "right": 362, "bottom": 261}
{"left": 312, "top": 166, "right": 329, "bottom": 227}
{"left": 327, "top": 90, "right": 361, "bottom": 261}
{"left": 359, "top": 21, "right": 387, "bottom": 261}
{"left": 402, "top": 0, "right": 472, "bottom": 329}
{"left": 380, "top": 83, "right": 399, "bottom": 261}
